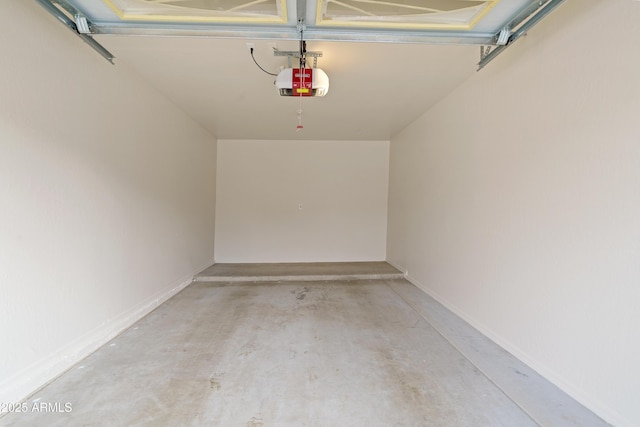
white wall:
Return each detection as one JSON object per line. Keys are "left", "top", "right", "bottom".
{"left": 0, "top": 2, "right": 216, "bottom": 406}
{"left": 387, "top": 1, "right": 640, "bottom": 426}
{"left": 215, "top": 139, "right": 388, "bottom": 262}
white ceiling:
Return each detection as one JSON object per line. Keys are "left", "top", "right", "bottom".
{"left": 45, "top": 0, "right": 556, "bottom": 141}
{"left": 97, "top": 35, "right": 478, "bottom": 140}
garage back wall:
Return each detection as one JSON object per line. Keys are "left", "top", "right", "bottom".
{"left": 215, "top": 139, "right": 389, "bottom": 263}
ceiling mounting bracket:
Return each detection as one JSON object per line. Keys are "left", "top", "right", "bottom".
{"left": 480, "top": 46, "right": 493, "bottom": 61}
{"left": 296, "top": 18, "right": 306, "bottom": 34}
{"left": 34, "top": 0, "right": 115, "bottom": 64}
{"left": 274, "top": 48, "right": 322, "bottom": 69}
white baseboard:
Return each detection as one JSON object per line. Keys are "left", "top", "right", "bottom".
{"left": 398, "top": 269, "right": 630, "bottom": 427}
{"left": 0, "top": 260, "right": 212, "bottom": 410}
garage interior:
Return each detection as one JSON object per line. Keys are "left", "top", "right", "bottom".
{"left": 1, "top": 1, "right": 638, "bottom": 426}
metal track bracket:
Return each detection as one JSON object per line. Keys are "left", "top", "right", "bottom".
{"left": 34, "top": 0, "right": 115, "bottom": 64}
{"left": 477, "top": 0, "right": 567, "bottom": 70}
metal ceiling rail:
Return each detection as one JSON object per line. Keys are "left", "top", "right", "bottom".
{"left": 90, "top": 22, "right": 497, "bottom": 46}
{"left": 34, "top": 0, "right": 567, "bottom": 69}
{"left": 477, "top": 0, "right": 567, "bottom": 70}
{"left": 34, "top": 0, "right": 115, "bottom": 63}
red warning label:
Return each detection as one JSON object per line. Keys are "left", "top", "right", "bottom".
{"left": 292, "top": 68, "right": 313, "bottom": 96}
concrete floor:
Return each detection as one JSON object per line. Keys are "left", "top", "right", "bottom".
{"left": 1, "top": 264, "right": 609, "bottom": 426}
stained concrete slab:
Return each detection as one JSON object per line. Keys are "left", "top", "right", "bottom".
{"left": 194, "top": 261, "right": 404, "bottom": 282}
{"left": 0, "top": 265, "right": 609, "bottom": 427}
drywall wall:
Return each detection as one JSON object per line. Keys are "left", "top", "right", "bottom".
{"left": 215, "top": 139, "right": 389, "bottom": 262}
{"left": 387, "top": 1, "right": 640, "bottom": 426}
{"left": 0, "top": 2, "right": 217, "bottom": 406}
